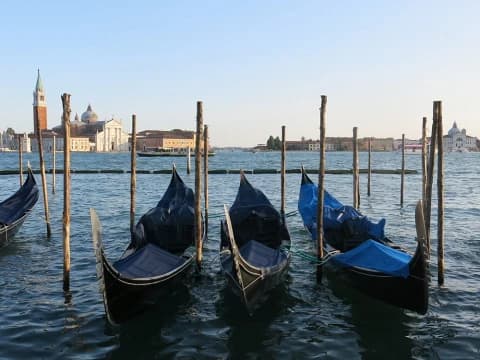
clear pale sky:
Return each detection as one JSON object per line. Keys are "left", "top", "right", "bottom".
{"left": 1, "top": 1, "right": 478, "bottom": 147}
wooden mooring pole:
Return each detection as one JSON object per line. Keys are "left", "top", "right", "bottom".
{"left": 353, "top": 127, "right": 359, "bottom": 209}
{"left": 52, "top": 135, "right": 56, "bottom": 194}
{"left": 18, "top": 134, "right": 23, "bottom": 186}
{"left": 35, "top": 99, "right": 51, "bottom": 237}
{"left": 401, "top": 134, "right": 405, "bottom": 207}
{"left": 422, "top": 117, "right": 427, "bottom": 214}
{"left": 435, "top": 101, "right": 445, "bottom": 285}
{"left": 203, "top": 125, "right": 209, "bottom": 237}
{"left": 425, "top": 112, "right": 438, "bottom": 254}
{"left": 317, "top": 95, "right": 327, "bottom": 281}
{"left": 61, "top": 93, "right": 71, "bottom": 291}
{"left": 281, "top": 125, "right": 286, "bottom": 216}
{"left": 367, "top": 138, "right": 371, "bottom": 197}
{"left": 130, "top": 114, "right": 137, "bottom": 236}
{"left": 195, "top": 101, "right": 204, "bottom": 270}
{"left": 187, "top": 147, "right": 191, "bottom": 175}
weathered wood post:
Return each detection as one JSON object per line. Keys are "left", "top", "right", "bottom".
{"left": 195, "top": 101, "right": 204, "bottom": 270}
{"left": 203, "top": 124, "right": 209, "bottom": 237}
{"left": 422, "top": 117, "right": 427, "bottom": 214}
{"left": 35, "top": 97, "right": 51, "bottom": 237}
{"left": 436, "top": 101, "right": 445, "bottom": 285}
{"left": 353, "top": 127, "right": 359, "bottom": 209}
{"left": 317, "top": 95, "right": 327, "bottom": 281}
{"left": 401, "top": 133, "right": 405, "bottom": 207}
{"left": 130, "top": 114, "right": 137, "bottom": 236}
{"left": 425, "top": 112, "right": 438, "bottom": 254}
{"left": 52, "top": 135, "right": 56, "bottom": 194}
{"left": 18, "top": 134, "right": 23, "bottom": 186}
{"left": 367, "top": 137, "right": 371, "bottom": 197}
{"left": 61, "top": 93, "right": 71, "bottom": 291}
{"left": 281, "top": 125, "right": 286, "bottom": 216}
{"left": 187, "top": 147, "right": 191, "bottom": 175}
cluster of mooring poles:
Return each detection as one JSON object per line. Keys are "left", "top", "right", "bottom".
{"left": 22, "top": 94, "right": 446, "bottom": 293}
{"left": 314, "top": 96, "right": 445, "bottom": 285}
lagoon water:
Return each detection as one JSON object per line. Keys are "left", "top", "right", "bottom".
{"left": 0, "top": 150, "right": 478, "bottom": 359}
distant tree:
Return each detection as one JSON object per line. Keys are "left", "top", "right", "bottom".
{"left": 6, "top": 127, "right": 15, "bottom": 136}
{"left": 273, "top": 136, "right": 281, "bottom": 150}
{"left": 266, "top": 135, "right": 274, "bottom": 149}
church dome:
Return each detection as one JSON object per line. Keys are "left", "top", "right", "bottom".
{"left": 81, "top": 104, "right": 98, "bottom": 123}
{"left": 448, "top": 121, "right": 460, "bottom": 137}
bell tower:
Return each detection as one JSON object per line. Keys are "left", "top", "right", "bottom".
{"left": 33, "top": 69, "right": 47, "bottom": 135}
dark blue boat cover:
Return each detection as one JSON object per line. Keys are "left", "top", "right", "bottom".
{"left": 0, "top": 170, "right": 38, "bottom": 226}
{"left": 132, "top": 168, "right": 195, "bottom": 254}
{"left": 298, "top": 174, "right": 413, "bottom": 277}
{"left": 239, "top": 240, "right": 288, "bottom": 268}
{"left": 333, "top": 240, "right": 411, "bottom": 278}
{"left": 228, "top": 174, "right": 290, "bottom": 250}
{"left": 298, "top": 180, "right": 385, "bottom": 242}
{"left": 113, "top": 243, "right": 185, "bottom": 278}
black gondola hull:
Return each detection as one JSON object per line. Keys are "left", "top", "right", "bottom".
{"left": 299, "top": 167, "right": 429, "bottom": 314}
{"left": 220, "top": 173, "right": 292, "bottom": 313}
{"left": 0, "top": 216, "right": 27, "bottom": 247}
{"left": 100, "top": 252, "right": 194, "bottom": 324}
{"left": 0, "top": 169, "right": 38, "bottom": 248}
{"left": 328, "top": 242, "right": 428, "bottom": 314}
{"left": 90, "top": 166, "right": 201, "bottom": 325}
{"left": 220, "top": 249, "right": 290, "bottom": 312}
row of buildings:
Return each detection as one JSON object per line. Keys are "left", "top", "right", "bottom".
{"left": 279, "top": 123, "right": 478, "bottom": 153}
{"left": 6, "top": 70, "right": 196, "bottom": 153}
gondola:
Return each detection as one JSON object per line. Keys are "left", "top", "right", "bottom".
{"left": 298, "top": 167, "right": 428, "bottom": 314}
{"left": 220, "top": 171, "right": 291, "bottom": 313}
{"left": 90, "top": 166, "right": 201, "bottom": 324}
{"left": 0, "top": 168, "right": 39, "bottom": 247}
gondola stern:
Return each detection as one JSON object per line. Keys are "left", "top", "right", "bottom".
{"left": 300, "top": 166, "right": 313, "bottom": 185}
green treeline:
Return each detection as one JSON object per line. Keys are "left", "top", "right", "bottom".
{"left": 266, "top": 135, "right": 281, "bottom": 150}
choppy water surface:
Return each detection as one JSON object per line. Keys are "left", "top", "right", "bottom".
{"left": 0, "top": 151, "right": 478, "bottom": 359}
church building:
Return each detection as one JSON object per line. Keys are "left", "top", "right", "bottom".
{"left": 443, "top": 122, "right": 478, "bottom": 152}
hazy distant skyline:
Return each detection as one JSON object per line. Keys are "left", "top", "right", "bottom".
{"left": 1, "top": 1, "right": 479, "bottom": 147}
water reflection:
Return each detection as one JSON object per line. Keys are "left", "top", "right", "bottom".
{"left": 105, "top": 284, "right": 192, "bottom": 359}
{"left": 216, "top": 281, "right": 294, "bottom": 359}
{"left": 328, "top": 274, "right": 414, "bottom": 360}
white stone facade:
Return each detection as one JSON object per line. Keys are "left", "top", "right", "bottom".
{"left": 444, "top": 122, "right": 477, "bottom": 152}
{"left": 95, "top": 119, "right": 130, "bottom": 152}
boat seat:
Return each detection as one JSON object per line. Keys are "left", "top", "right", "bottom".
{"left": 113, "top": 243, "right": 185, "bottom": 278}
{"left": 239, "top": 240, "right": 286, "bottom": 268}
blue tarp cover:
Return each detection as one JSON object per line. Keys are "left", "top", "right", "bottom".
{"left": 333, "top": 240, "right": 411, "bottom": 278}
{"left": 298, "top": 175, "right": 412, "bottom": 277}
{"left": 298, "top": 182, "right": 385, "bottom": 241}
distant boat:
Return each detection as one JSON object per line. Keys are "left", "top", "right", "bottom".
{"left": 401, "top": 144, "right": 423, "bottom": 155}
{"left": 90, "top": 166, "right": 203, "bottom": 324}
{"left": 0, "top": 168, "right": 39, "bottom": 247}
{"left": 137, "top": 147, "right": 215, "bottom": 157}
